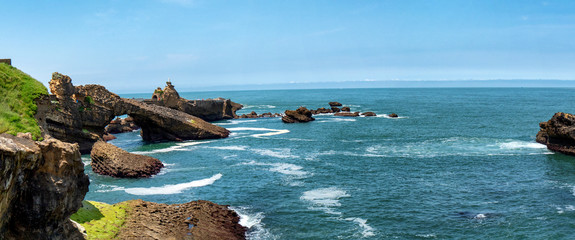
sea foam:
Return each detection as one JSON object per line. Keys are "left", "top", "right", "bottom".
{"left": 345, "top": 217, "right": 376, "bottom": 238}
{"left": 301, "top": 187, "right": 350, "bottom": 215}
{"left": 227, "top": 127, "right": 290, "bottom": 138}
{"left": 229, "top": 206, "right": 275, "bottom": 240}
{"left": 131, "top": 141, "right": 212, "bottom": 155}
{"left": 119, "top": 173, "right": 222, "bottom": 195}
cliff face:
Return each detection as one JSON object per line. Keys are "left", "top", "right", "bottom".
{"left": 536, "top": 112, "right": 575, "bottom": 155}
{"left": 0, "top": 134, "right": 89, "bottom": 239}
{"left": 39, "top": 73, "right": 229, "bottom": 153}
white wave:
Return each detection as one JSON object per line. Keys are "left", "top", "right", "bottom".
{"left": 242, "top": 104, "right": 276, "bottom": 109}
{"left": 119, "top": 173, "right": 222, "bottom": 195}
{"left": 557, "top": 205, "right": 575, "bottom": 214}
{"left": 499, "top": 141, "right": 547, "bottom": 149}
{"left": 301, "top": 187, "right": 350, "bottom": 215}
{"left": 227, "top": 127, "right": 290, "bottom": 138}
{"left": 229, "top": 206, "right": 275, "bottom": 240}
{"left": 317, "top": 118, "right": 357, "bottom": 123}
{"left": 345, "top": 218, "right": 376, "bottom": 238}
{"left": 473, "top": 213, "right": 487, "bottom": 219}
{"left": 241, "top": 160, "right": 308, "bottom": 176}
{"left": 216, "top": 120, "right": 259, "bottom": 126}
{"left": 415, "top": 234, "right": 437, "bottom": 238}
{"left": 131, "top": 141, "right": 211, "bottom": 154}
{"left": 252, "top": 148, "right": 296, "bottom": 159}
{"left": 209, "top": 145, "right": 248, "bottom": 151}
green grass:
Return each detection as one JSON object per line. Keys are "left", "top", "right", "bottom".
{"left": 0, "top": 63, "right": 48, "bottom": 140}
{"left": 70, "top": 200, "right": 131, "bottom": 240}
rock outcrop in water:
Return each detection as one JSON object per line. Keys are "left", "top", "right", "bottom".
{"left": 105, "top": 116, "right": 139, "bottom": 134}
{"left": 0, "top": 134, "right": 89, "bottom": 239}
{"left": 90, "top": 141, "right": 164, "bottom": 178}
{"left": 38, "top": 73, "right": 229, "bottom": 153}
{"left": 282, "top": 107, "right": 315, "bottom": 123}
{"left": 145, "top": 81, "right": 243, "bottom": 121}
{"left": 335, "top": 111, "right": 360, "bottom": 117}
{"left": 536, "top": 112, "right": 575, "bottom": 155}
{"left": 115, "top": 199, "right": 246, "bottom": 240}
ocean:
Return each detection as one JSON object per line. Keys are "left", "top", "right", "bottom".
{"left": 83, "top": 88, "right": 575, "bottom": 239}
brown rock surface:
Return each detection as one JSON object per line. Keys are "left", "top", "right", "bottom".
{"left": 328, "top": 102, "right": 342, "bottom": 107}
{"left": 361, "top": 112, "right": 377, "bottom": 117}
{"left": 282, "top": 107, "right": 315, "bottom": 123}
{"left": 91, "top": 141, "right": 164, "bottom": 178}
{"left": 116, "top": 199, "right": 246, "bottom": 240}
{"left": 536, "top": 112, "right": 575, "bottom": 155}
{"left": 0, "top": 134, "right": 89, "bottom": 239}
{"left": 334, "top": 112, "right": 360, "bottom": 117}
{"left": 39, "top": 73, "right": 229, "bottom": 153}
{"left": 341, "top": 106, "right": 351, "bottom": 112}
{"left": 389, "top": 113, "right": 399, "bottom": 118}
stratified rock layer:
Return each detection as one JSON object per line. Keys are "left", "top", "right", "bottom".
{"left": 536, "top": 112, "right": 575, "bottom": 155}
{"left": 91, "top": 141, "right": 164, "bottom": 178}
{"left": 116, "top": 199, "right": 246, "bottom": 240}
{"left": 282, "top": 107, "right": 315, "bottom": 123}
{"left": 38, "top": 73, "right": 229, "bottom": 153}
{"left": 0, "top": 134, "right": 89, "bottom": 239}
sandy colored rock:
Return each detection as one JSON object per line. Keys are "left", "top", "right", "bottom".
{"left": 91, "top": 141, "right": 164, "bottom": 178}
{"left": 116, "top": 199, "right": 246, "bottom": 240}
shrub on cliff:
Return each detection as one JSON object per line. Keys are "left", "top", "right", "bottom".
{"left": 0, "top": 63, "right": 48, "bottom": 140}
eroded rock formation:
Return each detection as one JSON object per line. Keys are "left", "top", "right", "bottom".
{"left": 0, "top": 134, "right": 89, "bottom": 239}
{"left": 335, "top": 112, "right": 360, "bottom": 117}
{"left": 146, "top": 82, "right": 242, "bottom": 121}
{"left": 536, "top": 112, "right": 575, "bottom": 155}
{"left": 282, "top": 107, "right": 315, "bottom": 123}
{"left": 116, "top": 199, "right": 246, "bottom": 240}
{"left": 105, "top": 116, "right": 139, "bottom": 134}
{"left": 38, "top": 73, "right": 229, "bottom": 153}
{"left": 91, "top": 141, "right": 164, "bottom": 178}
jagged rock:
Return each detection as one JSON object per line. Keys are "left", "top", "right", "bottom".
{"left": 329, "top": 102, "right": 342, "bottom": 107}
{"left": 91, "top": 141, "right": 164, "bottom": 178}
{"left": 0, "top": 134, "right": 89, "bottom": 239}
{"left": 38, "top": 73, "right": 229, "bottom": 153}
{"left": 102, "top": 133, "right": 116, "bottom": 141}
{"left": 341, "top": 106, "right": 351, "bottom": 112}
{"left": 116, "top": 199, "right": 246, "bottom": 240}
{"left": 331, "top": 107, "right": 341, "bottom": 113}
{"left": 536, "top": 112, "right": 575, "bottom": 155}
{"left": 145, "top": 82, "right": 242, "bottom": 121}
{"left": 335, "top": 112, "right": 360, "bottom": 117}
{"left": 361, "top": 112, "right": 377, "bottom": 117}
{"left": 389, "top": 113, "right": 399, "bottom": 118}
{"left": 282, "top": 107, "right": 315, "bottom": 123}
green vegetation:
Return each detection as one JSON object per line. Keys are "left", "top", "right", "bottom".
{"left": 0, "top": 63, "right": 48, "bottom": 140}
{"left": 84, "top": 95, "right": 95, "bottom": 105}
{"left": 70, "top": 200, "right": 131, "bottom": 240}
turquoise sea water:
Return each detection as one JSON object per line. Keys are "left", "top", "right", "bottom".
{"left": 84, "top": 88, "right": 575, "bottom": 239}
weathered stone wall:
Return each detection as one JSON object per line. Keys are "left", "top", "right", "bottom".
{"left": 0, "top": 59, "right": 11, "bottom": 65}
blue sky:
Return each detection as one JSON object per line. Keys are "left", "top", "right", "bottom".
{"left": 1, "top": 0, "right": 574, "bottom": 92}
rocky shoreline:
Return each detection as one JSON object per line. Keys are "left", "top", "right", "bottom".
{"left": 536, "top": 112, "right": 575, "bottom": 156}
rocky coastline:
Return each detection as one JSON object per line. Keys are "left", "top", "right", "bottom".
{"left": 536, "top": 112, "right": 575, "bottom": 155}
{"left": 91, "top": 141, "right": 164, "bottom": 178}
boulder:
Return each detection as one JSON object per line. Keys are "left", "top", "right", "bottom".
{"left": 105, "top": 117, "right": 140, "bottom": 134}
{"left": 341, "top": 106, "right": 351, "bottom": 112}
{"left": 282, "top": 107, "right": 315, "bottom": 123}
{"left": 313, "top": 107, "right": 333, "bottom": 114}
{"left": 0, "top": 134, "right": 89, "bottom": 239}
{"left": 334, "top": 112, "right": 360, "bottom": 117}
{"left": 102, "top": 133, "right": 117, "bottom": 141}
{"left": 361, "top": 112, "right": 377, "bottom": 117}
{"left": 331, "top": 107, "right": 341, "bottom": 113}
{"left": 389, "top": 113, "right": 399, "bottom": 118}
{"left": 91, "top": 141, "right": 164, "bottom": 178}
{"left": 536, "top": 112, "right": 575, "bottom": 155}
{"left": 329, "top": 102, "right": 342, "bottom": 107}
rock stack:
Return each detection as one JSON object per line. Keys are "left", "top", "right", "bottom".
{"left": 90, "top": 141, "right": 164, "bottom": 178}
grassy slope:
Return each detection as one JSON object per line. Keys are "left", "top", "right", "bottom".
{"left": 0, "top": 63, "right": 48, "bottom": 140}
{"left": 71, "top": 200, "right": 132, "bottom": 240}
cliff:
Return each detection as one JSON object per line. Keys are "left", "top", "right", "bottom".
{"left": 145, "top": 82, "right": 242, "bottom": 121}
{"left": 536, "top": 112, "right": 575, "bottom": 155}
{"left": 0, "top": 134, "right": 89, "bottom": 239}
{"left": 39, "top": 73, "right": 229, "bottom": 153}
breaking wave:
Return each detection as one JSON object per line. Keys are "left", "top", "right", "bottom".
{"left": 116, "top": 173, "right": 222, "bottom": 195}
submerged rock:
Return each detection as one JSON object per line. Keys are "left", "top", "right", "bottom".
{"left": 91, "top": 141, "right": 164, "bottom": 178}
{"left": 0, "top": 134, "right": 89, "bottom": 239}
{"left": 361, "top": 112, "right": 377, "bottom": 117}
{"left": 282, "top": 107, "right": 315, "bottom": 123}
{"left": 536, "top": 112, "right": 575, "bottom": 155}
{"left": 389, "top": 113, "right": 399, "bottom": 118}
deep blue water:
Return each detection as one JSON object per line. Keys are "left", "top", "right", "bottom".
{"left": 84, "top": 88, "right": 575, "bottom": 239}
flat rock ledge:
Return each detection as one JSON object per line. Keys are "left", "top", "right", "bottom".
{"left": 91, "top": 141, "right": 163, "bottom": 178}
{"left": 116, "top": 199, "right": 246, "bottom": 240}
{"left": 282, "top": 107, "right": 315, "bottom": 123}
{"left": 536, "top": 112, "right": 575, "bottom": 156}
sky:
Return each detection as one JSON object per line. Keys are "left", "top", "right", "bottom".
{"left": 1, "top": 0, "right": 575, "bottom": 93}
